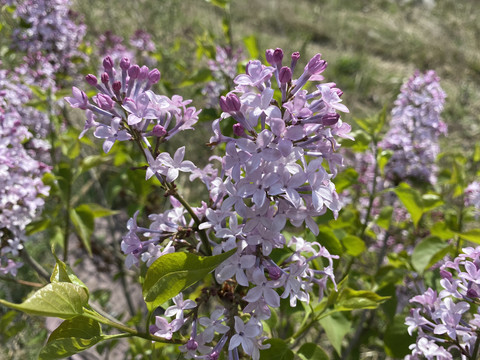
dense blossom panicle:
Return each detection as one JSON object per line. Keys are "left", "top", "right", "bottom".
{"left": 202, "top": 46, "right": 244, "bottom": 108}
{"left": 380, "top": 70, "right": 446, "bottom": 185}
{"left": 405, "top": 247, "right": 480, "bottom": 359}
{"left": 10, "top": 0, "right": 87, "bottom": 74}
{"left": 66, "top": 56, "right": 201, "bottom": 153}
{"left": 0, "top": 107, "right": 50, "bottom": 276}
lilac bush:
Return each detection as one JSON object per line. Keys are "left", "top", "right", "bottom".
{"left": 66, "top": 47, "right": 351, "bottom": 359}
{"left": 405, "top": 246, "right": 480, "bottom": 359}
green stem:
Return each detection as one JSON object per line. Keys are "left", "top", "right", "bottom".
{"left": 63, "top": 174, "right": 72, "bottom": 262}
{"left": 20, "top": 248, "right": 50, "bottom": 281}
{"left": 83, "top": 308, "right": 184, "bottom": 344}
{"left": 286, "top": 309, "right": 336, "bottom": 343}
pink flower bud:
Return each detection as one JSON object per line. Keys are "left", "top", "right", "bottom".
{"left": 120, "top": 57, "right": 131, "bottom": 70}
{"left": 128, "top": 65, "right": 140, "bottom": 79}
{"left": 220, "top": 93, "right": 241, "bottom": 113}
{"left": 85, "top": 74, "right": 98, "bottom": 86}
{"left": 279, "top": 66, "right": 292, "bottom": 84}
{"left": 267, "top": 265, "right": 282, "bottom": 280}
{"left": 103, "top": 56, "right": 114, "bottom": 71}
{"left": 439, "top": 269, "right": 452, "bottom": 280}
{"left": 101, "top": 72, "right": 109, "bottom": 84}
{"left": 112, "top": 81, "right": 121, "bottom": 92}
{"left": 305, "top": 54, "right": 327, "bottom": 75}
{"left": 291, "top": 51, "right": 300, "bottom": 72}
{"left": 321, "top": 113, "right": 340, "bottom": 126}
{"left": 265, "top": 49, "right": 275, "bottom": 65}
{"left": 94, "top": 93, "right": 114, "bottom": 110}
{"left": 186, "top": 339, "right": 198, "bottom": 351}
{"left": 138, "top": 65, "right": 149, "bottom": 81}
{"left": 152, "top": 124, "right": 167, "bottom": 137}
{"left": 233, "top": 123, "right": 245, "bottom": 137}
{"left": 148, "top": 69, "right": 161, "bottom": 84}
{"left": 273, "top": 48, "right": 284, "bottom": 66}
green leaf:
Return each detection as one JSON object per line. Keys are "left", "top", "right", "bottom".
{"left": 69, "top": 206, "right": 94, "bottom": 256}
{"left": 243, "top": 35, "right": 259, "bottom": 59}
{"left": 39, "top": 317, "right": 103, "bottom": 359}
{"left": 75, "top": 203, "right": 119, "bottom": 218}
{"left": 260, "top": 338, "right": 294, "bottom": 360}
{"left": 377, "top": 150, "right": 393, "bottom": 176}
{"left": 333, "top": 168, "right": 358, "bottom": 193}
{"left": 394, "top": 183, "right": 423, "bottom": 227}
{"left": 411, "top": 236, "right": 448, "bottom": 273}
{"left": 143, "top": 250, "right": 235, "bottom": 311}
{"left": 297, "top": 343, "right": 329, "bottom": 360}
{"left": 335, "top": 288, "right": 390, "bottom": 311}
{"left": 317, "top": 226, "right": 343, "bottom": 255}
{"left": 458, "top": 229, "right": 480, "bottom": 244}
{"left": 341, "top": 235, "right": 365, "bottom": 256}
{"left": 430, "top": 222, "right": 455, "bottom": 240}
{"left": 50, "top": 249, "right": 88, "bottom": 294}
{"left": 0, "top": 283, "right": 88, "bottom": 318}
{"left": 25, "top": 218, "right": 51, "bottom": 235}
{"left": 204, "top": 0, "right": 229, "bottom": 9}
{"left": 78, "top": 155, "right": 109, "bottom": 174}
{"left": 319, "top": 312, "right": 351, "bottom": 356}
{"left": 376, "top": 206, "right": 393, "bottom": 230}
{"left": 179, "top": 68, "right": 213, "bottom": 87}
{"left": 421, "top": 194, "right": 444, "bottom": 213}
{"left": 384, "top": 315, "right": 414, "bottom": 358}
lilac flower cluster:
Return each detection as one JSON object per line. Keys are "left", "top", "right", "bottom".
{"left": 405, "top": 247, "right": 480, "bottom": 360}
{"left": 202, "top": 46, "right": 244, "bottom": 108}
{"left": 0, "top": 91, "right": 50, "bottom": 276}
{"left": 380, "top": 70, "right": 447, "bottom": 185}
{"left": 68, "top": 48, "right": 351, "bottom": 359}
{"left": 10, "top": 0, "right": 87, "bottom": 75}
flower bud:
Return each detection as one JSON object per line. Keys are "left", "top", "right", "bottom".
{"left": 128, "top": 65, "right": 140, "bottom": 79}
{"left": 112, "top": 81, "right": 122, "bottom": 93}
{"left": 120, "top": 57, "right": 131, "bottom": 70}
{"left": 138, "top": 65, "right": 149, "bottom": 81}
{"left": 148, "top": 69, "right": 161, "bottom": 84}
{"left": 305, "top": 54, "right": 327, "bottom": 75}
{"left": 186, "top": 339, "right": 198, "bottom": 351}
{"left": 101, "top": 72, "right": 109, "bottom": 85}
{"left": 85, "top": 74, "right": 98, "bottom": 86}
{"left": 102, "top": 56, "right": 114, "bottom": 71}
{"left": 152, "top": 124, "right": 167, "bottom": 137}
{"left": 279, "top": 66, "right": 292, "bottom": 84}
{"left": 321, "top": 113, "right": 340, "bottom": 126}
{"left": 220, "top": 93, "right": 241, "bottom": 113}
{"left": 439, "top": 269, "right": 453, "bottom": 280}
{"left": 291, "top": 52, "right": 300, "bottom": 73}
{"left": 273, "top": 48, "right": 284, "bottom": 66}
{"left": 267, "top": 265, "right": 282, "bottom": 280}
{"left": 94, "top": 93, "right": 114, "bottom": 110}
{"left": 265, "top": 49, "right": 275, "bottom": 65}
{"left": 233, "top": 123, "right": 245, "bottom": 137}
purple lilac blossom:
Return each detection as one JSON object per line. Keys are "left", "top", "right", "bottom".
{"left": 10, "top": 0, "right": 87, "bottom": 75}
{"left": 68, "top": 50, "right": 350, "bottom": 359}
{"left": 202, "top": 46, "right": 244, "bottom": 108}
{"left": 465, "top": 181, "right": 480, "bottom": 218}
{"left": 380, "top": 70, "right": 447, "bottom": 185}
{"left": 405, "top": 246, "right": 480, "bottom": 360}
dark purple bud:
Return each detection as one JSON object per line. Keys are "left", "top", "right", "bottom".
{"left": 95, "top": 93, "right": 114, "bottom": 110}
{"left": 85, "top": 74, "right": 98, "bottom": 86}
{"left": 120, "top": 57, "right": 131, "bottom": 70}
{"left": 128, "top": 65, "right": 140, "bottom": 79}
{"left": 208, "top": 351, "right": 219, "bottom": 360}
{"left": 273, "top": 48, "right": 284, "bottom": 66}
{"left": 149, "top": 324, "right": 159, "bottom": 334}
{"left": 279, "top": 66, "right": 292, "bottom": 84}
{"left": 291, "top": 52, "right": 300, "bottom": 62}
{"left": 148, "top": 69, "right": 161, "bottom": 84}
{"left": 101, "top": 72, "right": 109, "bottom": 85}
{"left": 305, "top": 53, "right": 327, "bottom": 75}
{"left": 102, "top": 56, "right": 114, "bottom": 71}
{"left": 321, "top": 113, "right": 340, "bottom": 126}
{"left": 265, "top": 49, "right": 275, "bottom": 65}
{"left": 267, "top": 265, "right": 282, "bottom": 280}
{"left": 186, "top": 339, "right": 198, "bottom": 351}
{"left": 233, "top": 123, "right": 245, "bottom": 137}
{"left": 138, "top": 65, "right": 149, "bottom": 81}
{"left": 152, "top": 124, "right": 167, "bottom": 137}
{"left": 112, "top": 81, "right": 122, "bottom": 93}
{"left": 220, "top": 93, "right": 241, "bottom": 113}
{"left": 439, "top": 269, "right": 453, "bottom": 280}
{"left": 467, "top": 288, "right": 479, "bottom": 298}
